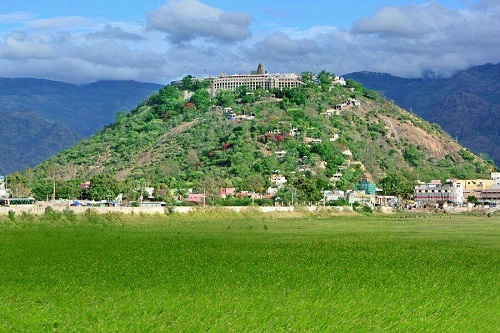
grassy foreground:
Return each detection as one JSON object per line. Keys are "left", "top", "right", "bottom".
{"left": 0, "top": 212, "right": 498, "bottom": 332}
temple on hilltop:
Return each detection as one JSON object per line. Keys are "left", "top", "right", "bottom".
{"left": 209, "top": 63, "right": 304, "bottom": 96}
{"left": 250, "top": 63, "right": 267, "bottom": 75}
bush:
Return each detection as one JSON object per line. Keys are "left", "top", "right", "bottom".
{"left": 361, "top": 205, "right": 373, "bottom": 214}
{"left": 8, "top": 210, "right": 15, "bottom": 221}
{"left": 43, "top": 206, "right": 62, "bottom": 222}
{"left": 63, "top": 208, "right": 77, "bottom": 223}
{"left": 20, "top": 211, "right": 34, "bottom": 222}
{"left": 83, "top": 209, "right": 101, "bottom": 224}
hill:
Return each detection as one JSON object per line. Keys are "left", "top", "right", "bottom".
{"left": 0, "top": 78, "right": 163, "bottom": 173}
{"left": 345, "top": 63, "right": 500, "bottom": 167}
{"left": 8, "top": 74, "right": 495, "bottom": 202}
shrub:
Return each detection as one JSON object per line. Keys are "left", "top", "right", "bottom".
{"left": 83, "top": 208, "right": 101, "bottom": 224}
{"left": 19, "top": 211, "right": 34, "bottom": 222}
{"left": 8, "top": 210, "right": 15, "bottom": 221}
{"left": 63, "top": 208, "right": 77, "bottom": 223}
{"left": 43, "top": 206, "right": 62, "bottom": 222}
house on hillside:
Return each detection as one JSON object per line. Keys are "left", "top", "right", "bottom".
{"left": 304, "top": 137, "right": 323, "bottom": 144}
{"left": 275, "top": 150, "right": 287, "bottom": 159}
{"left": 342, "top": 149, "right": 353, "bottom": 158}
{"left": 220, "top": 187, "right": 236, "bottom": 198}
{"left": 188, "top": 193, "right": 205, "bottom": 204}
{"left": 270, "top": 174, "right": 287, "bottom": 187}
{"left": 330, "top": 173, "right": 342, "bottom": 182}
{"left": 330, "top": 134, "right": 340, "bottom": 142}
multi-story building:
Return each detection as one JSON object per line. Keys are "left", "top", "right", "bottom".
{"left": 414, "top": 179, "right": 464, "bottom": 205}
{"left": 210, "top": 64, "right": 304, "bottom": 96}
{"left": 171, "top": 64, "right": 305, "bottom": 96}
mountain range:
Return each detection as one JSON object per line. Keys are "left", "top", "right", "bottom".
{"left": 345, "top": 63, "right": 500, "bottom": 167}
{"left": 1, "top": 63, "right": 498, "bottom": 175}
{"left": 0, "top": 79, "right": 162, "bottom": 174}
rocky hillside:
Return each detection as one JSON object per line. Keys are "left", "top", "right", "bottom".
{"left": 345, "top": 63, "right": 500, "bottom": 167}
{"left": 0, "top": 79, "right": 163, "bottom": 173}
{"left": 14, "top": 75, "right": 494, "bottom": 201}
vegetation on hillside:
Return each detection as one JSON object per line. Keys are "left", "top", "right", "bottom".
{"left": 345, "top": 63, "right": 500, "bottom": 167}
{"left": 7, "top": 72, "right": 495, "bottom": 202}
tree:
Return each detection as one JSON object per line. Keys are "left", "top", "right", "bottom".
{"left": 380, "top": 170, "right": 417, "bottom": 199}
{"left": 247, "top": 174, "right": 266, "bottom": 194}
{"left": 199, "top": 176, "right": 219, "bottom": 205}
{"left": 190, "top": 88, "right": 210, "bottom": 111}
{"left": 300, "top": 71, "right": 315, "bottom": 87}
{"left": 88, "top": 174, "right": 121, "bottom": 201}
{"left": 215, "top": 90, "right": 236, "bottom": 106}
{"left": 294, "top": 175, "right": 323, "bottom": 202}
{"left": 403, "top": 145, "right": 423, "bottom": 167}
{"left": 317, "top": 70, "right": 332, "bottom": 91}
{"left": 57, "top": 179, "right": 83, "bottom": 199}
{"left": 467, "top": 195, "right": 479, "bottom": 205}
{"left": 180, "top": 75, "right": 195, "bottom": 91}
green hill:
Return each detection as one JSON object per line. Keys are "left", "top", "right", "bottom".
{"left": 8, "top": 73, "right": 495, "bottom": 202}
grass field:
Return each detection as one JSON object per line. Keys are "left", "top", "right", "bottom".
{"left": 0, "top": 211, "right": 499, "bottom": 332}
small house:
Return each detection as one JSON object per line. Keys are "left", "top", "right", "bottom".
{"left": 220, "top": 187, "right": 236, "bottom": 198}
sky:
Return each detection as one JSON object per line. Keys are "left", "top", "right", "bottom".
{"left": 0, "top": 0, "right": 499, "bottom": 84}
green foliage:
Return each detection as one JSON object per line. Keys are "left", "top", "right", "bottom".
{"left": 380, "top": 170, "right": 418, "bottom": 199}
{"left": 467, "top": 195, "right": 479, "bottom": 204}
{"left": 42, "top": 206, "right": 62, "bottom": 222}
{"left": 88, "top": 174, "right": 121, "bottom": 201}
{"left": 190, "top": 88, "right": 211, "bottom": 111}
{"left": 459, "top": 149, "right": 475, "bottom": 161}
{"left": 215, "top": 90, "right": 236, "bottom": 106}
{"left": 403, "top": 144, "right": 423, "bottom": 167}
{"left": 62, "top": 208, "right": 77, "bottom": 222}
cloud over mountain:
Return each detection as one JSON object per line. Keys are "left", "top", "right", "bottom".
{"left": 146, "top": 0, "right": 253, "bottom": 43}
{"left": 0, "top": 1, "right": 498, "bottom": 83}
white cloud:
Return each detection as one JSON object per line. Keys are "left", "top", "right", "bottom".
{"left": 0, "top": 1, "right": 499, "bottom": 84}
{"left": 0, "top": 11, "right": 34, "bottom": 22}
{"left": 25, "top": 16, "right": 94, "bottom": 30}
{"left": 146, "top": 0, "right": 253, "bottom": 43}
{"left": 87, "top": 24, "right": 144, "bottom": 41}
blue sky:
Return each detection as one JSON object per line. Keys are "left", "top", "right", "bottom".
{"left": 0, "top": 0, "right": 498, "bottom": 83}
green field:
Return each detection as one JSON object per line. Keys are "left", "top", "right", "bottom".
{"left": 0, "top": 212, "right": 499, "bottom": 332}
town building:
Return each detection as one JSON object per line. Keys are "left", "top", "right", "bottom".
{"left": 220, "top": 187, "right": 236, "bottom": 198}
{"left": 322, "top": 190, "right": 345, "bottom": 202}
{"left": 188, "top": 193, "right": 205, "bottom": 204}
{"left": 413, "top": 179, "right": 464, "bottom": 205}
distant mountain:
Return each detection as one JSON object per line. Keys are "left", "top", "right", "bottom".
{"left": 0, "top": 79, "right": 163, "bottom": 173}
{"left": 0, "top": 111, "right": 79, "bottom": 174}
{"left": 345, "top": 63, "right": 500, "bottom": 167}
